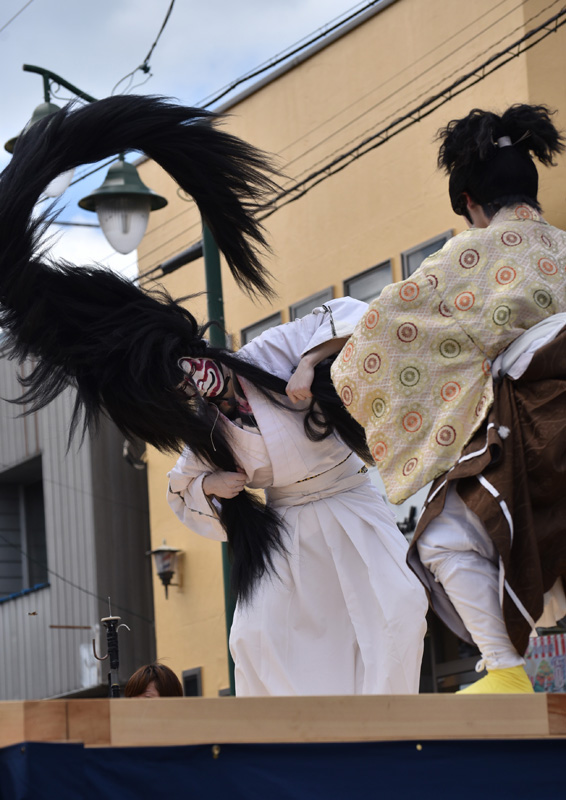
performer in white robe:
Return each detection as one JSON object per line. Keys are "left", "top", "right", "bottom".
{"left": 168, "top": 298, "right": 428, "bottom": 696}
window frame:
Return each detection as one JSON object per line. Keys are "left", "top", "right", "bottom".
{"left": 289, "top": 287, "right": 334, "bottom": 322}
{"left": 343, "top": 260, "right": 392, "bottom": 303}
{"left": 182, "top": 666, "right": 203, "bottom": 697}
{"left": 401, "top": 230, "right": 453, "bottom": 279}
{"left": 0, "top": 455, "right": 48, "bottom": 599}
{"left": 240, "top": 311, "right": 282, "bottom": 346}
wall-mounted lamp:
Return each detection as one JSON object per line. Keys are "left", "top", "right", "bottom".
{"left": 147, "top": 540, "right": 182, "bottom": 599}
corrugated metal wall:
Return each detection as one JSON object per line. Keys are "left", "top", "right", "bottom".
{"left": 0, "top": 358, "right": 154, "bottom": 699}
{"left": 90, "top": 419, "right": 155, "bottom": 683}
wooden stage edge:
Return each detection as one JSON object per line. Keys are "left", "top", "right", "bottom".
{"left": 0, "top": 695, "right": 565, "bottom": 749}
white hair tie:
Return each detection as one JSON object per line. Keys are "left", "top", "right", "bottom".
{"left": 496, "top": 136, "right": 512, "bottom": 148}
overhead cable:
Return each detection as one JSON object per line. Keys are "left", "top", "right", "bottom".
{"left": 258, "top": 6, "right": 566, "bottom": 219}
{"left": 197, "top": 0, "right": 383, "bottom": 108}
{"left": 0, "top": 531, "right": 154, "bottom": 625}
{"left": 0, "top": 0, "right": 34, "bottom": 35}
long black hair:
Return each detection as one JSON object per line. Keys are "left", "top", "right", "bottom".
{"left": 437, "top": 104, "right": 565, "bottom": 218}
{"left": 0, "top": 95, "right": 369, "bottom": 602}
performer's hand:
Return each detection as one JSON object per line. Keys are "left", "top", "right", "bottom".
{"left": 203, "top": 470, "right": 248, "bottom": 498}
{"left": 286, "top": 336, "right": 350, "bottom": 404}
{"left": 286, "top": 357, "right": 315, "bottom": 403}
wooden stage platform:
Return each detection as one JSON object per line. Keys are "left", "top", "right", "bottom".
{"left": 1, "top": 693, "right": 565, "bottom": 748}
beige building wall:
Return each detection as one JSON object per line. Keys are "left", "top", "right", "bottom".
{"left": 138, "top": 0, "right": 566, "bottom": 695}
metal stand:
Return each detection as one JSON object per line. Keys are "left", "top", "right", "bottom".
{"left": 92, "top": 599, "right": 130, "bottom": 697}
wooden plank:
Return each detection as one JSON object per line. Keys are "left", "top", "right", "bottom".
{"left": 108, "top": 695, "right": 551, "bottom": 747}
{"left": 0, "top": 695, "right": 560, "bottom": 749}
{"left": 547, "top": 694, "right": 566, "bottom": 736}
{"left": 23, "top": 701, "right": 67, "bottom": 743}
{"left": 0, "top": 701, "right": 25, "bottom": 747}
{"left": 67, "top": 699, "right": 111, "bottom": 746}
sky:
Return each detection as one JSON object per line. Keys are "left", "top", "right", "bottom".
{"left": 0, "top": 0, "right": 370, "bottom": 276}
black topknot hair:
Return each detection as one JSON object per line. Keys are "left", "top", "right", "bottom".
{"left": 436, "top": 104, "right": 565, "bottom": 215}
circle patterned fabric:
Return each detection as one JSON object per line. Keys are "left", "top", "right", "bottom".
{"left": 331, "top": 205, "right": 566, "bottom": 504}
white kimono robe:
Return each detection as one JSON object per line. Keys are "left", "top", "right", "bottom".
{"left": 167, "top": 298, "right": 428, "bottom": 696}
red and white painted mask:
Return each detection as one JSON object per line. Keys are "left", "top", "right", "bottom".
{"left": 178, "top": 357, "right": 227, "bottom": 399}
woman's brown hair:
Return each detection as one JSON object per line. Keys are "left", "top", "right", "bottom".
{"left": 124, "top": 663, "right": 183, "bottom": 697}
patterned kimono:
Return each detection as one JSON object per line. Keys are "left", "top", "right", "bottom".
{"left": 331, "top": 204, "right": 566, "bottom": 504}
{"left": 333, "top": 205, "right": 566, "bottom": 655}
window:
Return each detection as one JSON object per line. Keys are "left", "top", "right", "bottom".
{"left": 182, "top": 667, "right": 203, "bottom": 696}
{"left": 0, "top": 456, "right": 47, "bottom": 598}
{"left": 401, "top": 231, "right": 452, "bottom": 279}
{"left": 241, "top": 312, "right": 282, "bottom": 345}
{"left": 289, "top": 287, "right": 334, "bottom": 321}
{"left": 344, "top": 261, "right": 392, "bottom": 303}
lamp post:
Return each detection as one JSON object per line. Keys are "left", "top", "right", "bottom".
{"left": 7, "top": 63, "right": 236, "bottom": 694}
{"left": 4, "top": 64, "right": 167, "bottom": 251}
{"left": 202, "top": 224, "right": 237, "bottom": 696}
{"left": 4, "top": 64, "right": 97, "bottom": 198}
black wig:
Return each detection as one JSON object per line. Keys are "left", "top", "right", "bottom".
{"left": 0, "top": 95, "right": 370, "bottom": 602}
{"left": 436, "top": 104, "right": 565, "bottom": 218}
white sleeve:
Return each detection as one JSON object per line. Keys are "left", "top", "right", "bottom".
{"left": 239, "top": 297, "right": 368, "bottom": 380}
{"left": 302, "top": 297, "right": 369, "bottom": 354}
{"left": 167, "top": 449, "right": 227, "bottom": 542}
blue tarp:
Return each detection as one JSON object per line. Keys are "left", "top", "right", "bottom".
{"left": 1, "top": 739, "right": 565, "bottom": 800}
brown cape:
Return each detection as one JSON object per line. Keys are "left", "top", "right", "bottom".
{"left": 407, "top": 327, "right": 566, "bottom": 656}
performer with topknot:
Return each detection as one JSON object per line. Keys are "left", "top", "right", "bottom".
{"left": 0, "top": 96, "right": 427, "bottom": 696}
{"left": 332, "top": 104, "right": 566, "bottom": 693}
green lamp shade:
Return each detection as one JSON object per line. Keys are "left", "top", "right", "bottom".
{"left": 5, "top": 101, "right": 76, "bottom": 197}
{"left": 79, "top": 159, "right": 168, "bottom": 254}
{"left": 4, "top": 101, "right": 62, "bottom": 153}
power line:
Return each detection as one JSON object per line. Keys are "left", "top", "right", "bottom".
{"left": 59, "top": 1, "right": 384, "bottom": 261}
{"left": 33, "top": 0, "right": 561, "bottom": 283}
{"left": 111, "top": 0, "right": 177, "bottom": 96}
{"left": 141, "top": 0, "right": 177, "bottom": 72}
{"left": 134, "top": 2, "right": 529, "bottom": 279}
{"left": 196, "top": 0, "right": 369, "bottom": 106}
{"left": 137, "top": 228, "right": 202, "bottom": 280}
{"left": 35, "top": 0, "right": 522, "bottom": 255}
{"left": 280, "top": 0, "right": 555, "bottom": 182}
{"left": 0, "top": 531, "right": 154, "bottom": 625}
{"left": 277, "top": 0, "right": 517, "bottom": 162}
{"left": 28, "top": 2, "right": 375, "bottom": 204}
{"left": 132, "top": 0, "right": 535, "bottom": 270}
{"left": 138, "top": 234, "right": 204, "bottom": 286}
{"left": 258, "top": 6, "right": 566, "bottom": 220}
{"left": 134, "top": 0, "right": 556, "bottom": 280}
{"left": 197, "top": 0, "right": 384, "bottom": 108}
{"left": 0, "top": 0, "right": 34, "bottom": 34}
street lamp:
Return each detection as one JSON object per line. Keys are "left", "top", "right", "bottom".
{"left": 78, "top": 156, "right": 167, "bottom": 254}
{"left": 4, "top": 64, "right": 167, "bottom": 252}
{"left": 7, "top": 63, "right": 236, "bottom": 693}
{"left": 5, "top": 100, "right": 75, "bottom": 197}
